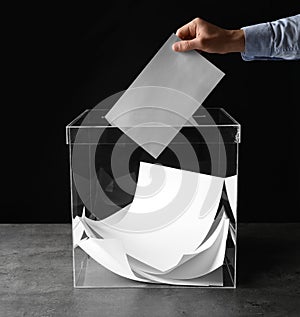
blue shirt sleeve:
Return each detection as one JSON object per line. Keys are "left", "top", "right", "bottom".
{"left": 241, "top": 14, "right": 300, "bottom": 61}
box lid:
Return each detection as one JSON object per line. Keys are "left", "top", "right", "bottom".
{"left": 66, "top": 108, "right": 240, "bottom": 145}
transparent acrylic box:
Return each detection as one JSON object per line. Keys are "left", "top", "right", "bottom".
{"left": 66, "top": 107, "right": 240, "bottom": 288}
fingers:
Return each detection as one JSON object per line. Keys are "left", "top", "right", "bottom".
{"left": 173, "top": 18, "right": 203, "bottom": 52}
{"left": 172, "top": 38, "right": 199, "bottom": 52}
{"left": 176, "top": 25, "right": 190, "bottom": 40}
{"left": 175, "top": 20, "right": 196, "bottom": 40}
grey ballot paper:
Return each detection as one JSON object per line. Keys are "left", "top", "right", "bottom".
{"left": 105, "top": 33, "right": 225, "bottom": 158}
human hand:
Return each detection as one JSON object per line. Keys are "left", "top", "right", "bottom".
{"left": 172, "top": 17, "right": 245, "bottom": 54}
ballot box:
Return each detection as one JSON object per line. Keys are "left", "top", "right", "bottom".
{"left": 66, "top": 107, "right": 240, "bottom": 288}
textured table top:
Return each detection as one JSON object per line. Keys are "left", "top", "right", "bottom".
{"left": 1, "top": 223, "right": 300, "bottom": 317}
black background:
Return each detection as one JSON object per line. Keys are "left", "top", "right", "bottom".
{"left": 2, "top": 1, "right": 299, "bottom": 223}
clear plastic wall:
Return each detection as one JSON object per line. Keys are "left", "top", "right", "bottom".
{"left": 66, "top": 107, "right": 240, "bottom": 288}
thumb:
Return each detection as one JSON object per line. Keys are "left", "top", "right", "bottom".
{"left": 172, "top": 39, "right": 199, "bottom": 52}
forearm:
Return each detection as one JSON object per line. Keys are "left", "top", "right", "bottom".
{"left": 241, "top": 14, "right": 300, "bottom": 60}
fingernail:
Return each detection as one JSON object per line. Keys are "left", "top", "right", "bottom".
{"left": 172, "top": 44, "right": 178, "bottom": 51}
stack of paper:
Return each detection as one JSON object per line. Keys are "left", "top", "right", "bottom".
{"left": 74, "top": 162, "right": 233, "bottom": 286}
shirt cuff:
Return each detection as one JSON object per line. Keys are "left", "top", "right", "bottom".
{"left": 241, "top": 22, "right": 273, "bottom": 61}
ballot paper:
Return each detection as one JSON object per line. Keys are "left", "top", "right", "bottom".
{"left": 161, "top": 207, "right": 228, "bottom": 271}
{"left": 73, "top": 216, "right": 85, "bottom": 248}
{"left": 133, "top": 267, "right": 224, "bottom": 287}
{"left": 133, "top": 216, "right": 229, "bottom": 283}
{"left": 225, "top": 175, "right": 238, "bottom": 221}
{"left": 126, "top": 207, "right": 227, "bottom": 275}
{"left": 81, "top": 163, "right": 224, "bottom": 272}
{"left": 101, "top": 204, "right": 131, "bottom": 226}
{"left": 148, "top": 217, "right": 230, "bottom": 280}
{"left": 107, "top": 162, "right": 224, "bottom": 232}
{"left": 77, "top": 207, "right": 228, "bottom": 286}
{"left": 77, "top": 236, "right": 224, "bottom": 286}
{"left": 229, "top": 223, "right": 236, "bottom": 245}
{"left": 73, "top": 213, "right": 98, "bottom": 247}
{"left": 74, "top": 161, "right": 234, "bottom": 286}
{"left": 77, "top": 211, "right": 228, "bottom": 285}
{"left": 105, "top": 33, "right": 225, "bottom": 158}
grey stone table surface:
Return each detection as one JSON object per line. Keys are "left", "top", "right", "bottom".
{"left": 1, "top": 223, "right": 300, "bottom": 317}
